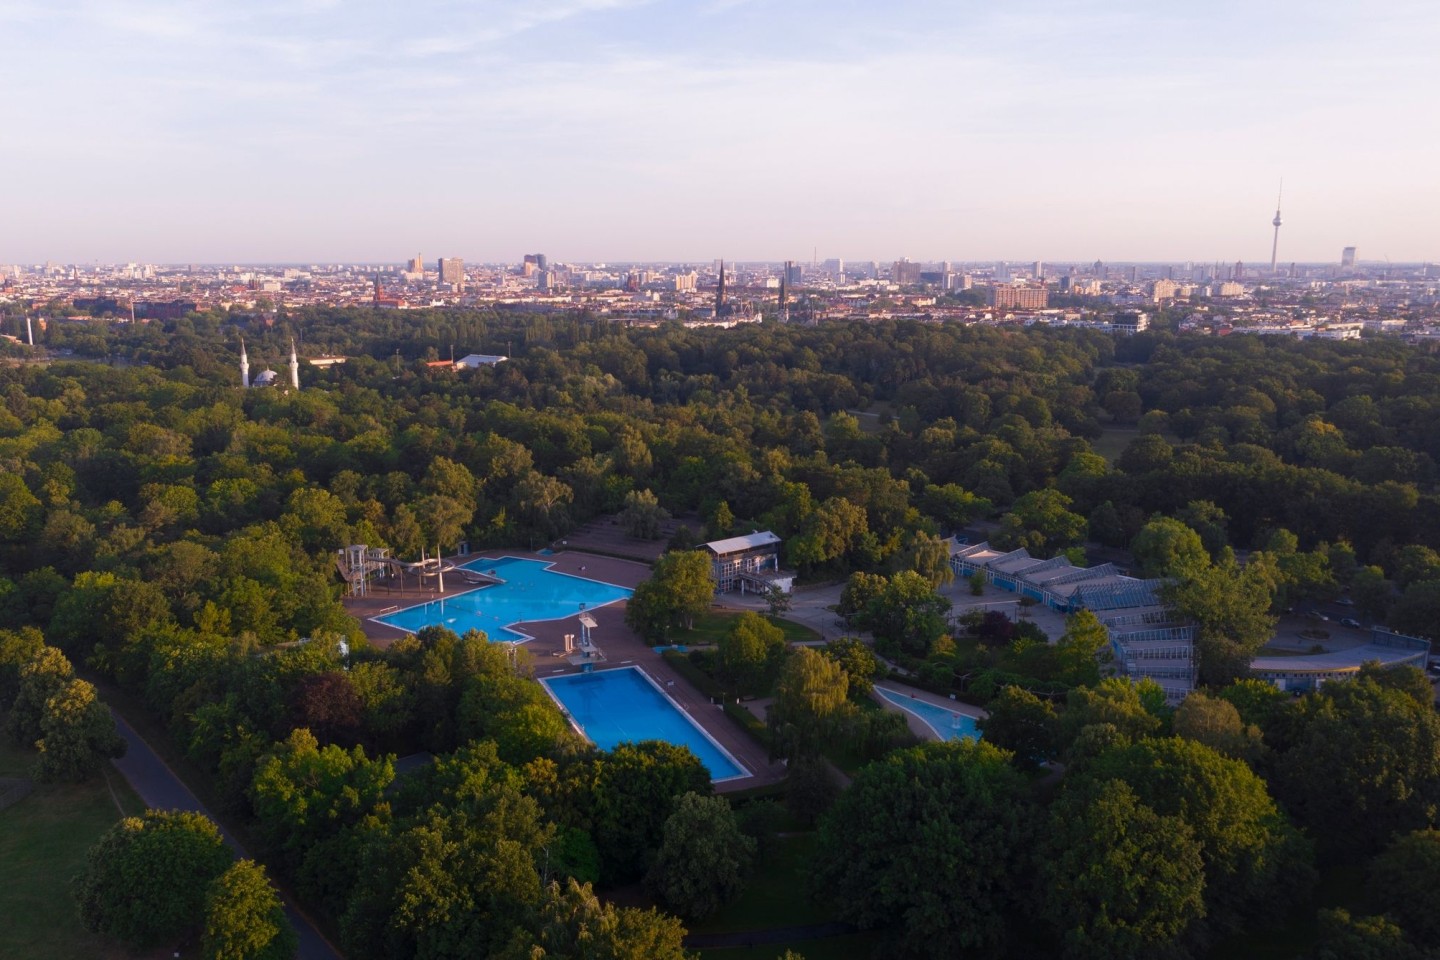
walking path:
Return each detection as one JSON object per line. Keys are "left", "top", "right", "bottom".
{"left": 109, "top": 712, "right": 342, "bottom": 960}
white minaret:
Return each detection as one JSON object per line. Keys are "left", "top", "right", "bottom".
{"left": 288, "top": 339, "right": 299, "bottom": 391}
{"left": 240, "top": 337, "right": 250, "bottom": 388}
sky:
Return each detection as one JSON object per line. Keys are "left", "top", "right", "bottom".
{"left": 1, "top": 0, "right": 1437, "bottom": 265}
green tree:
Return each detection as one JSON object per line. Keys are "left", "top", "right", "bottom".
{"left": 1129, "top": 517, "right": 1207, "bottom": 579}
{"left": 978, "top": 685, "right": 1058, "bottom": 769}
{"left": 3, "top": 644, "right": 73, "bottom": 746}
{"left": 625, "top": 550, "right": 715, "bottom": 641}
{"left": 645, "top": 792, "right": 756, "bottom": 920}
{"left": 199, "top": 859, "right": 297, "bottom": 960}
{"left": 33, "top": 677, "right": 126, "bottom": 782}
{"left": 920, "top": 483, "right": 991, "bottom": 532}
{"left": 1350, "top": 565, "right": 1393, "bottom": 624}
{"left": 73, "top": 811, "right": 234, "bottom": 950}
{"left": 1040, "top": 780, "right": 1205, "bottom": 960}
{"left": 837, "top": 571, "right": 886, "bottom": 626}
{"left": 996, "top": 488, "right": 1087, "bottom": 555}
{"left": 619, "top": 489, "right": 670, "bottom": 540}
{"left": 1060, "top": 678, "right": 1163, "bottom": 756}
{"left": 248, "top": 728, "right": 394, "bottom": 876}
{"left": 770, "top": 647, "right": 850, "bottom": 760}
{"left": 1171, "top": 690, "right": 1262, "bottom": 762}
{"left": 1271, "top": 675, "right": 1440, "bottom": 861}
{"left": 897, "top": 530, "right": 955, "bottom": 588}
{"left": 1389, "top": 580, "right": 1440, "bottom": 639}
{"left": 0, "top": 625, "right": 46, "bottom": 709}
{"left": 1309, "top": 908, "right": 1429, "bottom": 960}
{"left": 498, "top": 878, "right": 692, "bottom": 960}
{"left": 590, "top": 741, "right": 712, "bottom": 884}
{"left": 717, "top": 612, "right": 786, "bottom": 695}
{"left": 1054, "top": 609, "right": 1111, "bottom": 688}
{"left": 865, "top": 570, "right": 951, "bottom": 659}
{"left": 821, "top": 637, "right": 879, "bottom": 698}
{"left": 1369, "top": 829, "right": 1440, "bottom": 947}
{"left": 1080, "top": 737, "right": 1313, "bottom": 934}
{"left": 811, "top": 740, "right": 1030, "bottom": 958}
{"left": 1161, "top": 551, "right": 1277, "bottom": 686}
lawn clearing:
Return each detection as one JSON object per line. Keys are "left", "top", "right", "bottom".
{"left": 0, "top": 739, "right": 147, "bottom": 960}
{"left": 680, "top": 610, "right": 820, "bottom": 647}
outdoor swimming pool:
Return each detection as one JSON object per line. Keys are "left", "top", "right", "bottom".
{"left": 876, "top": 686, "right": 981, "bottom": 742}
{"left": 373, "top": 556, "right": 632, "bottom": 641}
{"left": 541, "top": 667, "right": 749, "bottom": 782}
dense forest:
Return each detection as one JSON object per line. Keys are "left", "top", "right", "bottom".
{"left": 3, "top": 310, "right": 1440, "bottom": 959}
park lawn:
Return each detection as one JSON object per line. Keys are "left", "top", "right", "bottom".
{"left": 0, "top": 739, "right": 147, "bottom": 960}
{"left": 681, "top": 611, "right": 820, "bottom": 647}
{"left": 1092, "top": 426, "right": 1183, "bottom": 464}
{"left": 689, "top": 834, "right": 833, "bottom": 936}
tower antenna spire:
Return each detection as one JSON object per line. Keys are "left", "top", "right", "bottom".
{"left": 1270, "top": 177, "right": 1284, "bottom": 276}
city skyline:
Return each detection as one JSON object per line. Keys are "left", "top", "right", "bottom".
{"left": 2, "top": 0, "right": 1436, "bottom": 264}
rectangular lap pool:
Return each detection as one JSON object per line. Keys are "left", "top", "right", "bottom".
{"left": 374, "top": 556, "right": 632, "bottom": 641}
{"left": 876, "top": 686, "right": 981, "bottom": 742}
{"left": 541, "top": 667, "right": 749, "bottom": 782}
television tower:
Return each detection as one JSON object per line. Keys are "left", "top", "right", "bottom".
{"left": 1269, "top": 180, "right": 1283, "bottom": 275}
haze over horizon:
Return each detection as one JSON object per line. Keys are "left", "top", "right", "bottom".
{"left": 3, "top": 0, "right": 1436, "bottom": 265}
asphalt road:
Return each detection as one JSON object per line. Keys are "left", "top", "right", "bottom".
{"left": 109, "top": 711, "right": 342, "bottom": 960}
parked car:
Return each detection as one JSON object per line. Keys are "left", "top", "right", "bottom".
{"left": 1339, "top": 617, "right": 1361, "bottom": 629}
{"left": 1336, "top": 597, "right": 1354, "bottom": 606}
{"left": 1307, "top": 611, "right": 1329, "bottom": 622}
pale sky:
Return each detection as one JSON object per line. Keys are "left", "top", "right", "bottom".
{"left": 2, "top": 0, "right": 1436, "bottom": 264}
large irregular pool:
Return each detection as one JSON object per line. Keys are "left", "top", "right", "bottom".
{"left": 541, "top": 667, "right": 749, "bottom": 782}
{"left": 876, "top": 686, "right": 981, "bottom": 742}
{"left": 373, "top": 556, "right": 632, "bottom": 641}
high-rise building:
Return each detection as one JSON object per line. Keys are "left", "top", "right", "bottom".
{"left": 438, "top": 257, "right": 465, "bottom": 290}
{"left": 893, "top": 259, "right": 922, "bottom": 284}
{"left": 989, "top": 285, "right": 1048, "bottom": 310}
{"left": 1341, "top": 246, "right": 1357, "bottom": 268}
{"left": 1032, "top": 260, "right": 1044, "bottom": 279}
{"left": 407, "top": 253, "right": 424, "bottom": 274}
{"left": 784, "top": 261, "right": 804, "bottom": 286}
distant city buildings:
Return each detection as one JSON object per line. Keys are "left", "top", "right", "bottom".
{"left": 1342, "top": 246, "right": 1357, "bottom": 268}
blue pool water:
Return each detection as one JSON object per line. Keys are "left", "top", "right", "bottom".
{"left": 374, "top": 556, "right": 632, "bottom": 641}
{"left": 876, "top": 686, "right": 981, "bottom": 742}
{"left": 542, "top": 668, "right": 748, "bottom": 781}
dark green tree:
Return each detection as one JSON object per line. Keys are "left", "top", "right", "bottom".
{"left": 811, "top": 740, "right": 1030, "bottom": 958}
{"left": 645, "top": 792, "right": 755, "bottom": 920}
{"left": 1040, "top": 779, "right": 1205, "bottom": 960}
{"left": 73, "top": 811, "right": 234, "bottom": 950}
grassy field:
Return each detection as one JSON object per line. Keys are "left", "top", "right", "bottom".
{"left": 0, "top": 739, "right": 148, "bottom": 960}
{"left": 681, "top": 610, "right": 820, "bottom": 647}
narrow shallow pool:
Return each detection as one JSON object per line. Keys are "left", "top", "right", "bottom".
{"left": 541, "top": 667, "right": 749, "bottom": 781}
{"left": 374, "top": 556, "right": 631, "bottom": 641}
{"left": 876, "top": 686, "right": 981, "bottom": 742}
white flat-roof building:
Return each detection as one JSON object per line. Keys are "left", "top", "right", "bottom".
{"left": 698, "top": 531, "right": 791, "bottom": 594}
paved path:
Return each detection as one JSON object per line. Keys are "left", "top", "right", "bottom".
{"left": 109, "top": 712, "right": 342, "bottom": 960}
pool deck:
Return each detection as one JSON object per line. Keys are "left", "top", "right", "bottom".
{"left": 872, "top": 681, "right": 987, "bottom": 742}
{"left": 343, "top": 549, "right": 787, "bottom": 793}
